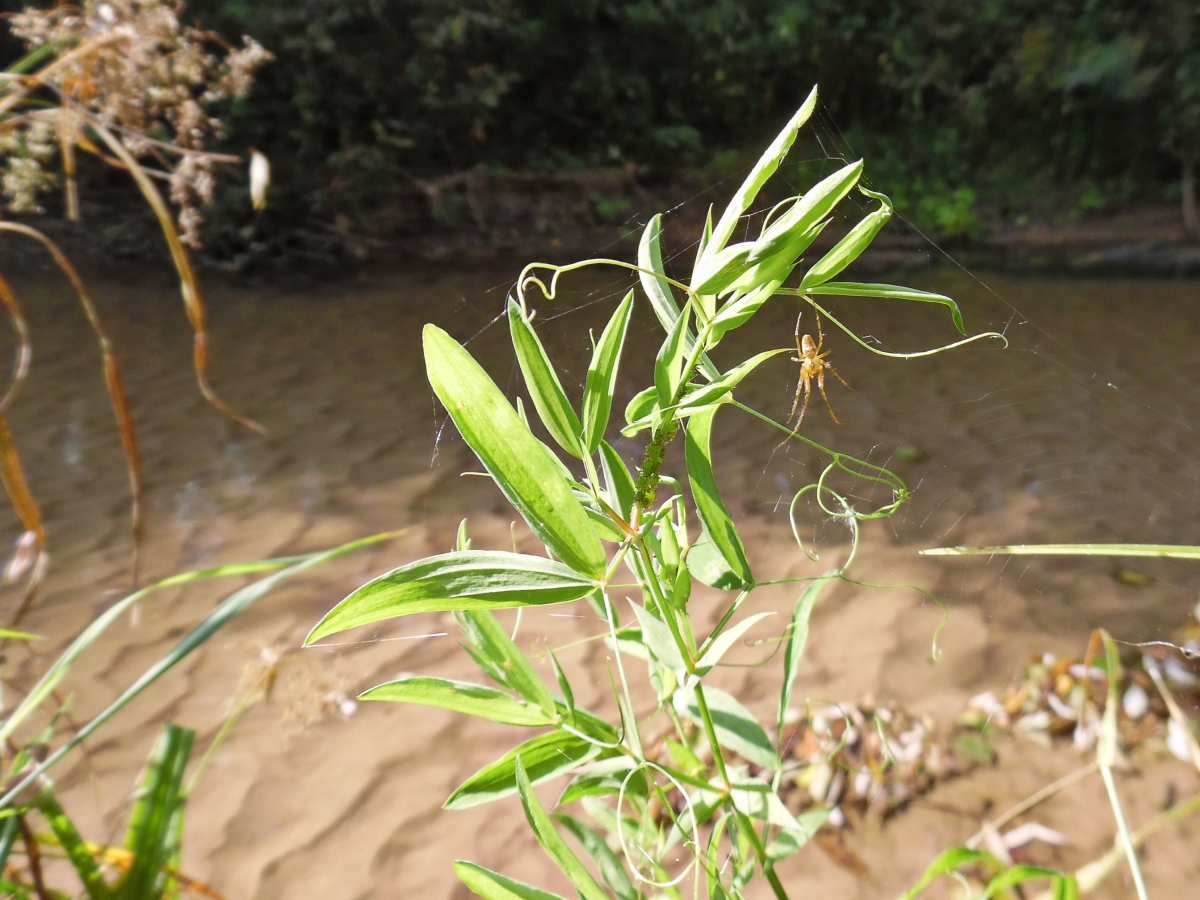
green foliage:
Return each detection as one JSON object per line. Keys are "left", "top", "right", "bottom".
{"left": 313, "top": 89, "right": 1005, "bottom": 899}
{"left": 177, "top": 0, "right": 1198, "bottom": 241}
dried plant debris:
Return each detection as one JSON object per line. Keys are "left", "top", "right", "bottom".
{"left": 960, "top": 616, "right": 1200, "bottom": 761}
{"left": 4, "top": 0, "right": 271, "bottom": 243}
{"left": 676, "top": 611, "right": 1200, "bottom": 876}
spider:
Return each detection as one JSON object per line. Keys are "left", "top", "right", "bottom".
{"left": 788, "top": 308, "right": 851, "bottom": 432}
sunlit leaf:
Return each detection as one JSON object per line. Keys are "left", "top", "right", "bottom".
{"left": 676, "top": 686, "right": 777, "bottom": 770}
{"left": 555, "top": 814, "right": 637, "bottom": 900}
{"left": 655, "top": 303, "right": 691, "bottom": 406}
{"left": 515, "top": 760, "right": 609, "bottom": 900}
{"left": 424, "top": 325, "right": 607, "bottom": 579}
{"left": 629, "top": 601, "right": 688, "bottom": 672}
{"left": 508, "top": 299, "right": 584, "bottom": 458}
{"left": 582, "top": 290, "right": 633, "bottom": 453}
{"left": 639, "top": 216, "right": 718, "bottom": 380}
{"left": 695, "top": 612, "right": 775, "bottom": 677}
{"left": 799, "top": 187, "right": 892, "bottom": 290}
{"left": 674, "top": 349, "right": 790, "bottom": 415}
{"left": 455, "top": 609, "right": 557, "bottom": 715}
{"left": 454, "top": 861, "right": 568, "bottom": 900}
{"left": 359, "top": 676, "right": 555, "bottom": 727}
{"left": 598, "top": 441, "right": 636, "bottom": 523}
{"left": 804, "top": 282, "right": 965, "bottom": 334}
{"left": 308, "top": 551, "right": 596, "bottom": 643}
{"left": 684, "top": 407, "right": 751, "bottom": 588}
{"left": 778, "top": 574, "right": 834, "bottom": 740}
{"left": 703, "top": 86, "right": 819, "bottom": 268}
{"left": 445, "top": 730, "right": 607, "bottom": 810}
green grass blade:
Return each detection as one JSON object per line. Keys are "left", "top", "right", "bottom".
{"left": 34, "top": 793, "right": 114, "bottom": 900}
{"left": 454, "top": 861, "right": 569, "bottom": 900}
{"left": 803, "top": 282, "right": 965, "bottom": 334}
{"left": 508, "top": 299, "right": 584, "bottom": 459}
{"left": 514, "top": 760, "right": 609, "bottom": 900}
{"left": 922, "top": 542, "right": 1200, "bottom": 559}
{"left": 582, "top": 290, "right": 633, "bottom": 454}
{"left": 777, "top": 575, "right": 833, "bottom": 741}
{"left": 0, "top": 534, "right": 389, "bottom": 810}
{"left": 117, "top": 724, "right": 194, "bottom": 900}
{"left": 684, "top": 407, "right": 751, "bottom": 588}
{"left": 424, "top": 325, "right": 606, "bottom": 579}
{"left": 444, "top": 730, "right": 604, "bottom": 810}
{"left": 0, "top": 554, "right": 319, "bottom": 745}
{"left": 704, "top": 86, "right": 819, "bottom": 268}
{"left": 0, "top": 817, "right": 21, "bottom": 884}
{"left": 307, "top": 551, "right": 596, "bottom": 643}
{"left": 455, "top": 609, "right": 557, "bottom": 716}
{"left": 359, "top": 677, "right": 555, "bottom": 727}
{"left": 799, "top": 188, "right": 892, "bottom": 290}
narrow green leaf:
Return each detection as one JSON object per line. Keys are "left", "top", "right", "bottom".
{"left": 359, "top": 677, "right": 554, "bottom": 727}
{"left": 695, "top": 612, "right": 775, "bottom": 677}
{"left": 555, "top": 814, "right": 637, "bottom": 900}
{"left": 778, "top": 575, "right": 834, "bottom": 740}
{"left": 684, "top": 407, "right": 751, "bottom": 588}
{"left": 508, "top": 299, "right": 585, "bottom": 458}
{"left": 118, "top": 724, "right": 195, "bottom": 900}
{"left": 704, "top": 87, "right": 819, "bottom": 267}
{"left": 805, "top": 282, "right": 965, "bottom": 334}
{"left": 515, "top": 760, "right": 609, "bottom": 900}
{"left": 902, "top": 848, "right": 995, "bottom": 899}
{"left": 622, "top": 385, "right": 658, "bottom": 433}
{"left": 454, "top": 861, "right": 568, "bottom": 900}
{"left": 598, "top": 441, "right": 636, "bottom": 523}
{"left": 424, "top": 325, "right": 607, "bottom": 579}
{"left": 984, "top": 866, "right": 1076, "bottom": 899}
{"left": 675, "top": 349, "right": 790, "bottom": 415}
{"left": 654, "top": 303, "right": 690, "bottom": 406}
{"left": 676, "top": 686, "right": 777, "bottom": 769}
{"left": 686, "top": 518, "right": 744, "bottom": 590}
{"left": 445, "top": 730, "right": 605, "bottom": 810}
{"left": 35, "top": 793, "right": 114, "bottom": 900}
{"left": 548, "top": 650, "right": 574, "bottom": 717}
{"left": 629, "top": 601, "right": 688, "bottom": 672}
{"left": 692, "top": 241, "right": 756, "bottom": 297}
{"left": 765, "top": 808, "right": 832, "bottom": 861}
{"left": 582, "top": 291, "right": 633, "bottom": 453}
{"left": 756, "top": 160, "right": 863, "bottom": 252}
{"left": 456, "top": 518, "right": 472, "bottom": 551}
{"left": 456, "top": 609, "right": 557, "bottom": 716}
{"left": 307, "top": 551, "right": 596, "bottom": 643}
{"left": 0, "top": 817, "right": 18, "bottom": 881}
{"left": 639, "top": 216, "right": 719, "bottom": 380}
{"left": 0, "top": 628, "right": 38, "bottom": 641}
{"left": 799, "top": 188, "right": 893, "bottom": 290}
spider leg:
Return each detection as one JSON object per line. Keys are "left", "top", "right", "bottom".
{"left": 825, "top": 360, "right": 851, "bottom": 390}
{"left": 791, "top": 373, "right": 812, "bottom": 431}
{"left": 817, "top": 370, "right": 841, "bottom": 424}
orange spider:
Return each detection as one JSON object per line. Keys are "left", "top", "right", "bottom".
{"left": 789, "top": 309, "right": 851, "bottom": 431}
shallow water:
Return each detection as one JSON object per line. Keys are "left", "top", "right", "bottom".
{"left": 3, "top": 263, "right": 1199, "bottom": 897}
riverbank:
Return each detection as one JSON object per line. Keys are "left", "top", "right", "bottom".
{"left": 5, "top": 169, "right": 1199, "bottom": 282}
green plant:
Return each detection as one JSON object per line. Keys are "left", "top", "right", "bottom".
{"left": 308, "top": 87, "right": 1004, "bottom": 899}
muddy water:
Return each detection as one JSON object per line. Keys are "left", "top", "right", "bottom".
{"left": 4, "top": 265, "right": 1200, "bottom": 898}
